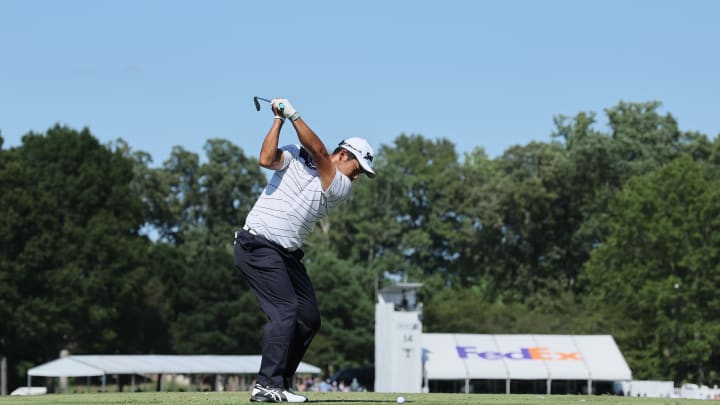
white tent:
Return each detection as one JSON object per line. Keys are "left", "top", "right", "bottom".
{"left": 28, "top": 357, "right": 105, "bottom": 378}
{"left": 27, "top": 355, "right": 321, "bottom": 391}
{"left": 422, "top": 334, "right": 631, "bottom": 394}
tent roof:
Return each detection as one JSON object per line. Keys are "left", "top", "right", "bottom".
{"left": 423, "top": 334, "right": 632, "bottom": 381}
{"left": 28, "top": 355, "right": 321, "bottom": 377}
{"left": 27, "top": 357, "right": 105, "bottom": 377}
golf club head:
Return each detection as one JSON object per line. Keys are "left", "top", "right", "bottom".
{"left": 252, "top": 96, "right": 282, "bottom": 112}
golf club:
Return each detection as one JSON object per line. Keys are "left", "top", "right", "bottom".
{"left": 253, "top": 96, "right": 284, "bottom": 112}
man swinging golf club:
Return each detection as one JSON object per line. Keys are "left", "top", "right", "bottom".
{"left": 235, "top": 97, "right": 376, "bottom": 402}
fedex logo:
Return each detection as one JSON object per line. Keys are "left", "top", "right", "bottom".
{"left": 457, "top": 346, "right": 582, "bottom": 361}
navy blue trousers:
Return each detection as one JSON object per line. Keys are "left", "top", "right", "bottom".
{"left": 234, "top": 229, "right": 321, "bottom": 388}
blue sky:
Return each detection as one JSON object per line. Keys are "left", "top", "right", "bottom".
{"left": 2, "top": 0, "right": 718, "bottom": 165}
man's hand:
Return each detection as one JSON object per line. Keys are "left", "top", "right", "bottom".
{"left": 271, "top": 103, "right": 285, "bottom": 121}
{"left": 272, "top": 98, "right": 300, "bottom": 121}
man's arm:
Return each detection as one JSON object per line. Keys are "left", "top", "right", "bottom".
{"left": 257, "top": 107, "right": 285, "bottom": 170}
{"left": 272, "top": 99, "right": 336, "bottom": 190}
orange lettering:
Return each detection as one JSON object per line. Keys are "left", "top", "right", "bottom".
{"left": 556, "top": 351, "right": 582, "bottom": 360}
{"left": 527, "top": 347, "right": 552, "bottom": 360}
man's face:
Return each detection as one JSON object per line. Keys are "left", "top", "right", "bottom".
{"left": 337, "top": 151, "right": 363, "bottom": 181}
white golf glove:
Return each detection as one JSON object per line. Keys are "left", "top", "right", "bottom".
{"left": 271, "top": 98, "right": 300, "bottom": 121}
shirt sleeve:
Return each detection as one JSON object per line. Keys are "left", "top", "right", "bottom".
{"left": 277, "top": 144, "right": 299, "bottom": 171}
{"left": 323, "top": 168, "right": 352, "bottom": 207}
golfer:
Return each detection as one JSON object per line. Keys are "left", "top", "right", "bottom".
{"left": 234, "top": 98, "right": 375, "bottom": 403}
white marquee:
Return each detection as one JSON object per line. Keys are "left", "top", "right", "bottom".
{"left": 27, "top": 354, "right": 321, "bottom": 390}
{"left": 422, "top": 334, "right": 631, "bottom": 390}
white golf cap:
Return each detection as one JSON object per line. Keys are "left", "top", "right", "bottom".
{"left": 339, "top": 137, "right": 376, "bottom": 178}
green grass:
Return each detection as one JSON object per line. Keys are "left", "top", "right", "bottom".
{"left": 0, "top": 392, "right": 701, "bottom": 405}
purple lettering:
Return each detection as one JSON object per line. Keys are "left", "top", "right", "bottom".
{"left": 456, "top": 346, "right": 476, "bottom": 359}
{"left": 478, "top": 351, "right": 503, "bottom": 360}
{"left": 456, "top": 346, "right": 583, "bottom": 361}
{"left": 505, "top": 348, "right": 532, "bottom": 360}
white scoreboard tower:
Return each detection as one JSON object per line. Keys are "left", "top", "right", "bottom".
{"left": 374, "top": 282, "right": 423, "bottom": 393}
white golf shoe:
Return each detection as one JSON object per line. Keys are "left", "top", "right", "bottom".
{"left": 250, "top": 383, "right": 308, "bottom": 403}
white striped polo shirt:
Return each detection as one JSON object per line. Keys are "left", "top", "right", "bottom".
{"left": 244, "top": 144, "right": 352, "bottom": 250}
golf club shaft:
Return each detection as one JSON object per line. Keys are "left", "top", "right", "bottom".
{"left": 254, "top": 96, "right": 284, "bottom": 111}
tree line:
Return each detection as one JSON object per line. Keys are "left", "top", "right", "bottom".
{"left": 1, "top": 101, "right": 719, "bottom": 391}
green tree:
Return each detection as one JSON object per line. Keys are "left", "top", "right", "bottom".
{"left": 711, "top": 135, "right": 720, "bottom": 166}
{"left": 135, "top": 141, "right": 268, "bottom": 354}
{"left": 581, "top": 157, "right": 720, "bottom": 385}
{"left": 335, "top": 135, "right": 462, "bottom": 283}
{"left": 546, "top": 102, "right": 716, "bottom": 298}
{"left": 445, "top": 146, "right": 503, "bottom": 290}
{"left": 0, "top": 126, "right": 163, "bottom": 388}
{"left": 606, "top": 101, "right": 687, "bottom": 175}
{"left": 302, "top": 249, "right": 375, "bottom": 375}
{"left": 483, "top": 141, "right": 567, "bottom": 301}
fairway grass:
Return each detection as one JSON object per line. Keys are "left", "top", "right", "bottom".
{"left": 0, "top": 392, "right": 700, "bottom": 405}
